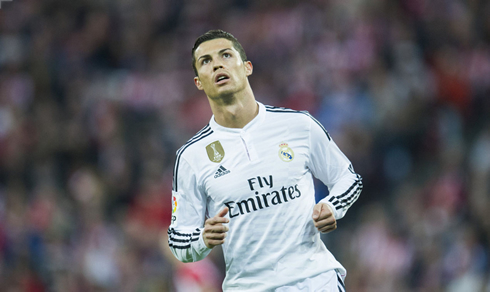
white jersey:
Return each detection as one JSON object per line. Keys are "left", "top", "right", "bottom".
{"left": 168, "top": 102, "right": 362, "bottom": 291}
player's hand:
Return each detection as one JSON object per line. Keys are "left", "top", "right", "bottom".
{"left": 312, "top": 203, "right": 337, "bottom": 234}
{"left": 203, "top": 207, "right": 229, "bottom": 249}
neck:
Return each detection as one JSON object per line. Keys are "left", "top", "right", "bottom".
{"left": 208, "top": 86, "right": 258, "bottom": 128}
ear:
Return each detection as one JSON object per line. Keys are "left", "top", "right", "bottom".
{"left": 244, "top": 61, "right": 253, "bottom": 76}
{"left": 194, "top": 76, "right": 203, "bottom": 90}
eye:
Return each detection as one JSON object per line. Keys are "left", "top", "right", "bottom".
{"left": 223, "top": 52, "right": 231, "bottom": 58}
{"left": 202, "top": 58, "right": 210, "bottom": 65}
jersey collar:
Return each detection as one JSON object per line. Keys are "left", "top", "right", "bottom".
{"left": 209, "top": 101, "right": 266, "bottom": 134}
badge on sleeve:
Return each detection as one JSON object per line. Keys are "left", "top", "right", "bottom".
{"left": 206, "top": 141, "right": 225, "bottom": 163}
{"left": 171, "top": 194, "right": 178, "bottom": 224}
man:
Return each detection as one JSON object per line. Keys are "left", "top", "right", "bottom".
{"left": 168, "top": 30, "right": 362, "bottom": 291}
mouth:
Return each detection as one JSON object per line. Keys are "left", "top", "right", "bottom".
{"left": 215, "top": 73, "right": 230, "bottom": 85}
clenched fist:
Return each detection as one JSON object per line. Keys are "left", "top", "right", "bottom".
{"left": 203, "top": 207, "right": 230, "bottom": 248}
{"left": 312, "top": 203, "right": 337, "bottom": 234}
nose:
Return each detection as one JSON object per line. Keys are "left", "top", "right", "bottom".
{"left": 213, "top": 62, "right": 224, "bottom": 72}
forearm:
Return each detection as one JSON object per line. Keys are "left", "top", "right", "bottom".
{"left": 321, "top": 173, "right": 363, "bottom": 219}
{"left": 167, "top": 227, "right": 212, "bottom": 262}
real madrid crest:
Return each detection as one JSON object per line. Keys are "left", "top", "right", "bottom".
{"left": 206, "top": 141, "right": 225, "bottom": 163}
{"left": 278, "top": 142, "right": 294, "bottom": 162}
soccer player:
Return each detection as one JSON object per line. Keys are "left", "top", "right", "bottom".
{"left": 168, "top": 30, "right": 362, "bottom": 291}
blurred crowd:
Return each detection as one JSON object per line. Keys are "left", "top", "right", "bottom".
{"left": 0, "top": 0, "right": 489, "bottom": 291}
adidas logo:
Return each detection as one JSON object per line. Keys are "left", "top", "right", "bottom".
{"left": 214, "top": 165, "right": 231, "bottom": 179}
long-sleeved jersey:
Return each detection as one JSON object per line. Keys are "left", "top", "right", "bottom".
{"left": 168, "top": 102, "right": 362, "bottom": 291}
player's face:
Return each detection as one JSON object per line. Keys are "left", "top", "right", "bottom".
{"left": 193, "top": 38, "right": 252, "bottom": 100}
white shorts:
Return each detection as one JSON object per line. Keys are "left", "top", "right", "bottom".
{"left": 275, "top": 269, "right": 346, "bottom": 292}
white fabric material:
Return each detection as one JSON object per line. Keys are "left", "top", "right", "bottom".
{"left": 168, "top": 102, "right": 361, "bottom": 291}
{"left": 275, "top": 269, "right": 345, "bottom": 292}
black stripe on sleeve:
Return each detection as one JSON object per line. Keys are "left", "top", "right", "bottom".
{"left": 328, "top": 196, "right": 341, "bottom": 208}
{"left": 337, "top": 273, "right": 346, "bottom": 292}
{"left": 337, "top": 174, "right": 362, "bottom": 200}
{"left": 337, "top": 177, "right": 362, "bottom": 210}
{"left": 342, "top": 183, "right": 362, "bottom": 209}
{"left": 328, "top": 174, "right": 362, "bottom": 210}
{"left": 169, "top": 243, "right": 191, "bottom": 249}
{"left": 168, "top": 227, "right": 202, "bottom": 250}
{"left": 337, "top": 274, "right": 345, "bottom": 290}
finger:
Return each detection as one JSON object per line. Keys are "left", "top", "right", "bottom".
{"left": 317, "top": 220, "right": 336, "bottom": 229}
{"left": 203, "top": 228, "right": 228, "bottom": 248}
{"left": 313, "top": 203, "right": 335, "bottom": 221}
{"left": 207, "top": 207, "right": 230, "bottom": 225}
{"left": 312, "top": 203, "right": 322, "bottom": 220}
{"left": 315, "top": 211, "right": 334, "bottom": 222}
{"left": 319, "top": 223, "right": 337, "bottom": 233}
{"left": 206, "top": 238, "right": 226, "bottom": 247}
{"left": 317, "top": 220, "right": 337, "bottom": 231}
{"left": 206, "top": 216, "right": 229, "bottom": 225}
{"left": 217, "top": 207, "right": 229, "bottom": 218}
{"left": 205, "top": 232, "right": 227, "bottom": 240}
{"left": 313, "top": 218, "right": 336, "bottom": 228}
{"left": 204, "top": 225, "right": 229, "bottom": 233}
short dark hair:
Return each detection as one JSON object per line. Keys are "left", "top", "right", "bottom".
{"left": 192, "top": 30, "right": 248, "bottom": 76}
